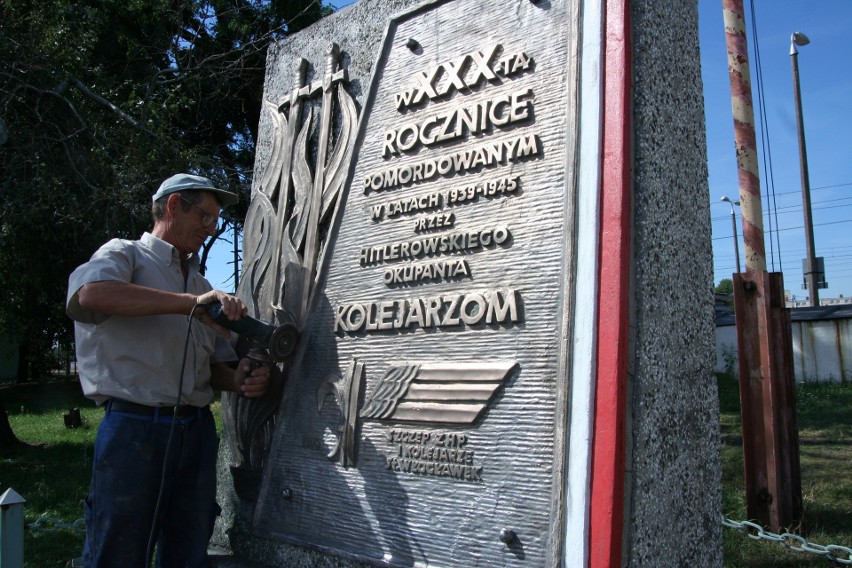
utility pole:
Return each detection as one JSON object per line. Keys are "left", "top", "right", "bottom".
{"left": 722, "top": 0, "right": 802, "bottom": 531}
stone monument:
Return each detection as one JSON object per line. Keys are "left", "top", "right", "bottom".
{"left": 213, "top": 0, "right": 722, "bottom": 566}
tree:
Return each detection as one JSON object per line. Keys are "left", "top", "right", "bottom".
{"left": 715, "top": 278, "right": 734, "bottom": 296}
{"left": 0, "top": 0, "right": 328, "bottom": 379}
{"left": 0, "top": 399, "right": 28, "bottom": 455}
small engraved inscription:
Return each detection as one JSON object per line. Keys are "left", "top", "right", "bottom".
{"left": 358, "top": 225, "right": 511, "bottom": 266}
{"left": 384, "top": 428, "right": 483, "bottom": 482}
{"left": 370, "top": 191, "right": 444, "bottom": 221}
{"left": 383, "top": 258, "right": 470, "bottom": 286}
{"left": 445, "top": 175, "right": 519, "bottom": 206}
{"left": 363, "top": 132, "right": 540, "bottom": 194}
{"left": 414, "top": 212, "right": 455, "bottom": 233}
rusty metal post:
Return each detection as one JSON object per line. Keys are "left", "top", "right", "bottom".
{"left": 723, "top": 0, "right": 802, "bottom": 530}
{"left": 731, "top": 274, "right": 802, "bottom": 527}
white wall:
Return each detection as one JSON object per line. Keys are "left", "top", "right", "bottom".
{"left": 716, "top": 317, "right": 852, "bottom": 383}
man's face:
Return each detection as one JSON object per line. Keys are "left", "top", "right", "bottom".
{"left": 172, "top": 192, "right": 221, "bottom": 255}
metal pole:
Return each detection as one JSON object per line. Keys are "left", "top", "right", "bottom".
{"left": 723, "top": 0, "right": 802, "bottom": 531}
{"left": 723, "top": 1, "right": 765, "bottom": 273}
{"left": 721, "top": 196, "right": 742, "bottom": 273}
{"left": 790, "top": 33, "right": 819, "bottom": 307}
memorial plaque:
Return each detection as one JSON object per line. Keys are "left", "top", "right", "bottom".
{"left": 253, "top": 0, "right": 581, "bottom": 565}
{"left": 220, "top": 0, "right": 723, "bottom": 565}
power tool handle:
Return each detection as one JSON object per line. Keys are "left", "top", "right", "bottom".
{"left": 204, "top": 301, "right": 253, "bottom": 335}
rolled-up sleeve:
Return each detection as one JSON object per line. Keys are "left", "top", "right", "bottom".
{"left": 66, "top": 239, "right": 134, "bottom": 324}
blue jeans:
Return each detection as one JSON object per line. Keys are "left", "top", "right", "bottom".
{"left": 84, "top": 405, "right": 219, "bottom": 568}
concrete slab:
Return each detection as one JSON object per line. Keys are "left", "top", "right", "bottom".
{"left": 208, "top": 549, "right": 273, "bottom": 567}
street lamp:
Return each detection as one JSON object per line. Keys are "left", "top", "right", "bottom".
{"left": 791, "top": 31, "right": 820, "bottom": 307}
{"left": 721, "top": 196, "right": 741, "bottom": 274}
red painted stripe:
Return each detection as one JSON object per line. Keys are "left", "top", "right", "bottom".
{"left": 589, "top": 0, "right": 631, "bottom": 566}
{"left": 733, "top": 119, "right": 757, "bottom": 150}
{"left": 741, "top": 220, "right": 766, "bottom": 260}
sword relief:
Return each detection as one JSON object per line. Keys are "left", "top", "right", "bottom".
{"left": 226, "top": 43, "right": 360, "bottom": 498}
{"left": 318, "top": 358, "right": 366, "bottom": 468}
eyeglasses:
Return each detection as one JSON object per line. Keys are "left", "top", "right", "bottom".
{"left": 179, "top": 197, "right": 219, "bottom": 229}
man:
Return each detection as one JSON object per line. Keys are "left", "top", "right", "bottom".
{"left": 66, "top": 173, "right": 269, "bottom": 567}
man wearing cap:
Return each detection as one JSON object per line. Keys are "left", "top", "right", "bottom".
{"left": 67, "top": 173, "right": 269, "bottom": 566}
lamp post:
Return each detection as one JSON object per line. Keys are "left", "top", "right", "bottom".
{"left": 721, "top": 196, "right": 742, "bottom": 274}
{"left": 791, "top": 31, "right": 820, "bottom": 307}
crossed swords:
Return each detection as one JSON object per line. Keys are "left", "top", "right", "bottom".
{"left": 264, "top": 43, "right": 350, "bottom": 330}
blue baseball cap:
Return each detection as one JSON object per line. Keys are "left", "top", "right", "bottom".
{"left": 152, "top": 173, "right": 239, "bottom": 206}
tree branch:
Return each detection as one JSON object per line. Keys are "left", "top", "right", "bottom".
{"left": 66, "top": 78, "right": 162, "bottom": 138}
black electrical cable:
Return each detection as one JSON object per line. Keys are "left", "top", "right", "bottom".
{"left": 748, "top": 0, "right": 784, "bottom": 271}
{"left": 144, "top": 302, "right": 199, "bottom": 566}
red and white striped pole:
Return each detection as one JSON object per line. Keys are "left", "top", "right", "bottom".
{"left": 722, "top": 0, "right": 802, "bottom": 532}
{"left": 722, "top": 0, "right": 766, "bottom": 273}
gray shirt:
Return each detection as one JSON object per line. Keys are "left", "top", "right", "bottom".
{"left": 67, "top": 232, "right": 237, "bottom": 406}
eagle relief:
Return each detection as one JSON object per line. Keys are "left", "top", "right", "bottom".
{"left": 318, "top": 359, "right": 517, "bottom": 472}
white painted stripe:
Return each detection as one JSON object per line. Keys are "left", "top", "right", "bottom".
{"left": 564, "top": 0, "right": 604, "bottom": 565}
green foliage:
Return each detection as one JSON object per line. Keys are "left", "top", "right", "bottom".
{"left": 716, "top": 278, "right": 734, "bottom": 296}
{"left": 0, "top": 0, "right": 325, "bottom": 376}
{"left": 719, "top": 345, "right": 738, "bottom": 379}
{"left": 716, "top": 369, "right": 741, "bottom": 414}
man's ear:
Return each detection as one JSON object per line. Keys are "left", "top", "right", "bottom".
{"left": 166, "top": 193, "right": 182, "bottom": 216}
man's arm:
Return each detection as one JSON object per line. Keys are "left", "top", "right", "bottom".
{"left": 77, "top": 280, "right": 197, "bottom": 317}
{"left": 211, "top": 360, "right": 270, "bottom": 398}
{"left": 75, "top": 280, "right": 247, "bottom": 332}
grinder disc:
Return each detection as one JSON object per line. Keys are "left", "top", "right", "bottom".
{"left": 269, "top": 323, "right": 299, "bottom": 361}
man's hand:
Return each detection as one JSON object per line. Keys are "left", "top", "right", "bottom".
{"left": 194, "top": 290, "right": 248, "bottom": 337}
{"left": 233, "top": 357, "right": 270, "bottom": 398}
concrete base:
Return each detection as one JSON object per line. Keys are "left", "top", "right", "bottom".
{"left": 208, "top": 548, "right": 272, "bottom": 568}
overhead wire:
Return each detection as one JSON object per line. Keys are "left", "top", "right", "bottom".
{"left": 713, "top": 217, "right": 852, "bottom": 240}
{"left": 711, "top": 195, "right": 852, "bottom": 221}
{"left": 748, "top": 0, "right": 783, "bottom": 272}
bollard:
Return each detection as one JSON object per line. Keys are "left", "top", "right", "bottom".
{"left": 63, "top": 408, "right": 82, "bottom": 429}
{"left": 0, "top": 488, "right": 25, "bottom": 568}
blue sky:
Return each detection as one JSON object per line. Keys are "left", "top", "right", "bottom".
{"left": 700, "top": 0, "right": 852, "bottom": 300}
{"left": 206, "top": 0, "right": 852, "bottom": 301}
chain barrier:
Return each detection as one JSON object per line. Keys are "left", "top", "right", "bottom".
{"left": 723, "top": 516, "right": 852, "bottom": 565}
{"left": 28, "top": 516, "right": 86, "bottom": 533}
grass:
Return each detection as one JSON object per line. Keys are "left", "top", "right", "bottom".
{"left": 0, "top": 378, "right": 223, "bottom": 567}
{"left": 1, "top": 375, "right": 850, "bottom": 566}
{"left": 719, "top": 372, "right": 852, "bottom": 567}
{"left": 0, "top": 380, "right": 96, "bottom": 566}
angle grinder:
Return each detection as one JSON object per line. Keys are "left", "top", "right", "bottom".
{"left": 203, "top": 302, "right": 299, "bottom": 362}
